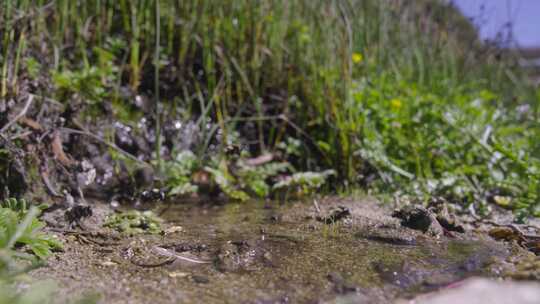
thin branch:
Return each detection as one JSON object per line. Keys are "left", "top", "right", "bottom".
{"left": 60, "top": 127, "right": 151, "bottom": 168}
{"left": 0, "top": 94, "right": 34, "bottom": 134}
{"left": 29, "top": 93, "right": 64, "bottom": 107}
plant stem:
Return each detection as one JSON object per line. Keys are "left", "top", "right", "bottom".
{"left": 154, "top": 0, "right": 162, "bottom": 173}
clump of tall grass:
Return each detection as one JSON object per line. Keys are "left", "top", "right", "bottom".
{"left": 1, "top": 0, "right": 538, "bottom": 215}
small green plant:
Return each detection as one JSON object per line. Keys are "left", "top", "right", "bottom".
{"left": 321, "top": 222, "right": 340, "bottom": 239}
{"left": 235, "top": 160, "right": 292, "bottom": 198}
{"left": 0, "top": 198, "right": 62, "bottom": 261}
{"left": 52, "top": 48, "right": 117, "bottom": 104}
{"left": 164, "top": 150, "right": 199, "bottom": 197}
{"left": 274, "top": 170, "right": 336, "bottom": 196}
{"left": 203, "top": 157, "right": 332, "bottom": 201}
{"left": 164, "top": 148, "right": 335, "bottom": 201}
{"left": 348, "top": 74, "right": 540, "bottom": 216}
{"left": 104, "top": 210, "right": 163, "bottom": 235}
{"left": 0, "top": 198, "right": 63, "bottom": 304}
{"left": 0, "top": 280, "right": 57, "bottom": 304}
{"left": 24, "top": 58, "right": 41, "bottom": 80}
{"left": 204, "top": 159, "right": 250, "bottom": 202}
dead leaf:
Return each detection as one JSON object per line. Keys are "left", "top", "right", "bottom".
{"left": 40, "top": 162, "right": 61, "bottom": 197}
{"left": 19, "top": 116, "right": 43, "bottom": 132}
{"left": 488, "top": 227, "right": 523, "bottom": 242}
{"left": 51, "top": 131, "right": 75, "bottom": 167}
{"left": 192, "top": 170, "right": 210, "bottom": 185}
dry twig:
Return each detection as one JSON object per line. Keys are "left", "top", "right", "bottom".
{"left": 60, "top": 127, "right": 151, "bottom": 167}
{"left": 0, "top": 94, "right": 34, "bottom": 134}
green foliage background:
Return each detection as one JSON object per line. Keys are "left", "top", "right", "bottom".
{"left": 0, "top": 0, "right": 538, "bottom": 215}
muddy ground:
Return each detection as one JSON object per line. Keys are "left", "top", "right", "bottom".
{"left": 31, "top": 196, "right": 539, "bottom": 304}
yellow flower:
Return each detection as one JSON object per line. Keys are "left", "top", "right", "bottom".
{"left": 352, "top": 52, "right": 363, "bottom": 64}
{"left": 390, "top": 98, "right": 402, "bottom": 110}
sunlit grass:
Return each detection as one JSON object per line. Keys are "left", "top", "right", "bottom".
{"left": 0, "top": 0, "right": 538, "bottom": 216}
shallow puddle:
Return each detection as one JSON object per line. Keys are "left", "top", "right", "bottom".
{"left": 33, "top": 198, "right": 516, "bottom": 303}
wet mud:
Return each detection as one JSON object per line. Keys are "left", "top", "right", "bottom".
{"left": 32, "top": 197, "right": 535, "bottom": 303}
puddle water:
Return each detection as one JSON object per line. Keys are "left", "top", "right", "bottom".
{"left": 34, "top": 199, "right": 513, "bottom": 303}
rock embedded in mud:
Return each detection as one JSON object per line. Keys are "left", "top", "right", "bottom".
{"left": 191, "top": 275, "right": 210, "bottom": 284}
{"left": 392, "top": 205, "right": 443, "bottom": 237}
{"left": 64, "top": 205, "right": 93, "bottom": 224}
{"left": 507, "top": 255, "right": 540, "bottom": 281}
{"left": 216, "top": 239, "right": 272, "bottom": 272}
{"left": 436, "top": 214, "right": 465, "bottom": 233}
{"left": 326, "top": 272, "right": 359, "bottom": 294}
{"left": 428, "top": 200, "right": 465, "bottom": 233}
{"left": 163, "top": 226, "right": 184, "bottom": 235}
{"left": 488, "top": 225, "right": 540, "bottom": 255}
{"left": 488, "top": 226, "right": 523, "bottom": 242}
